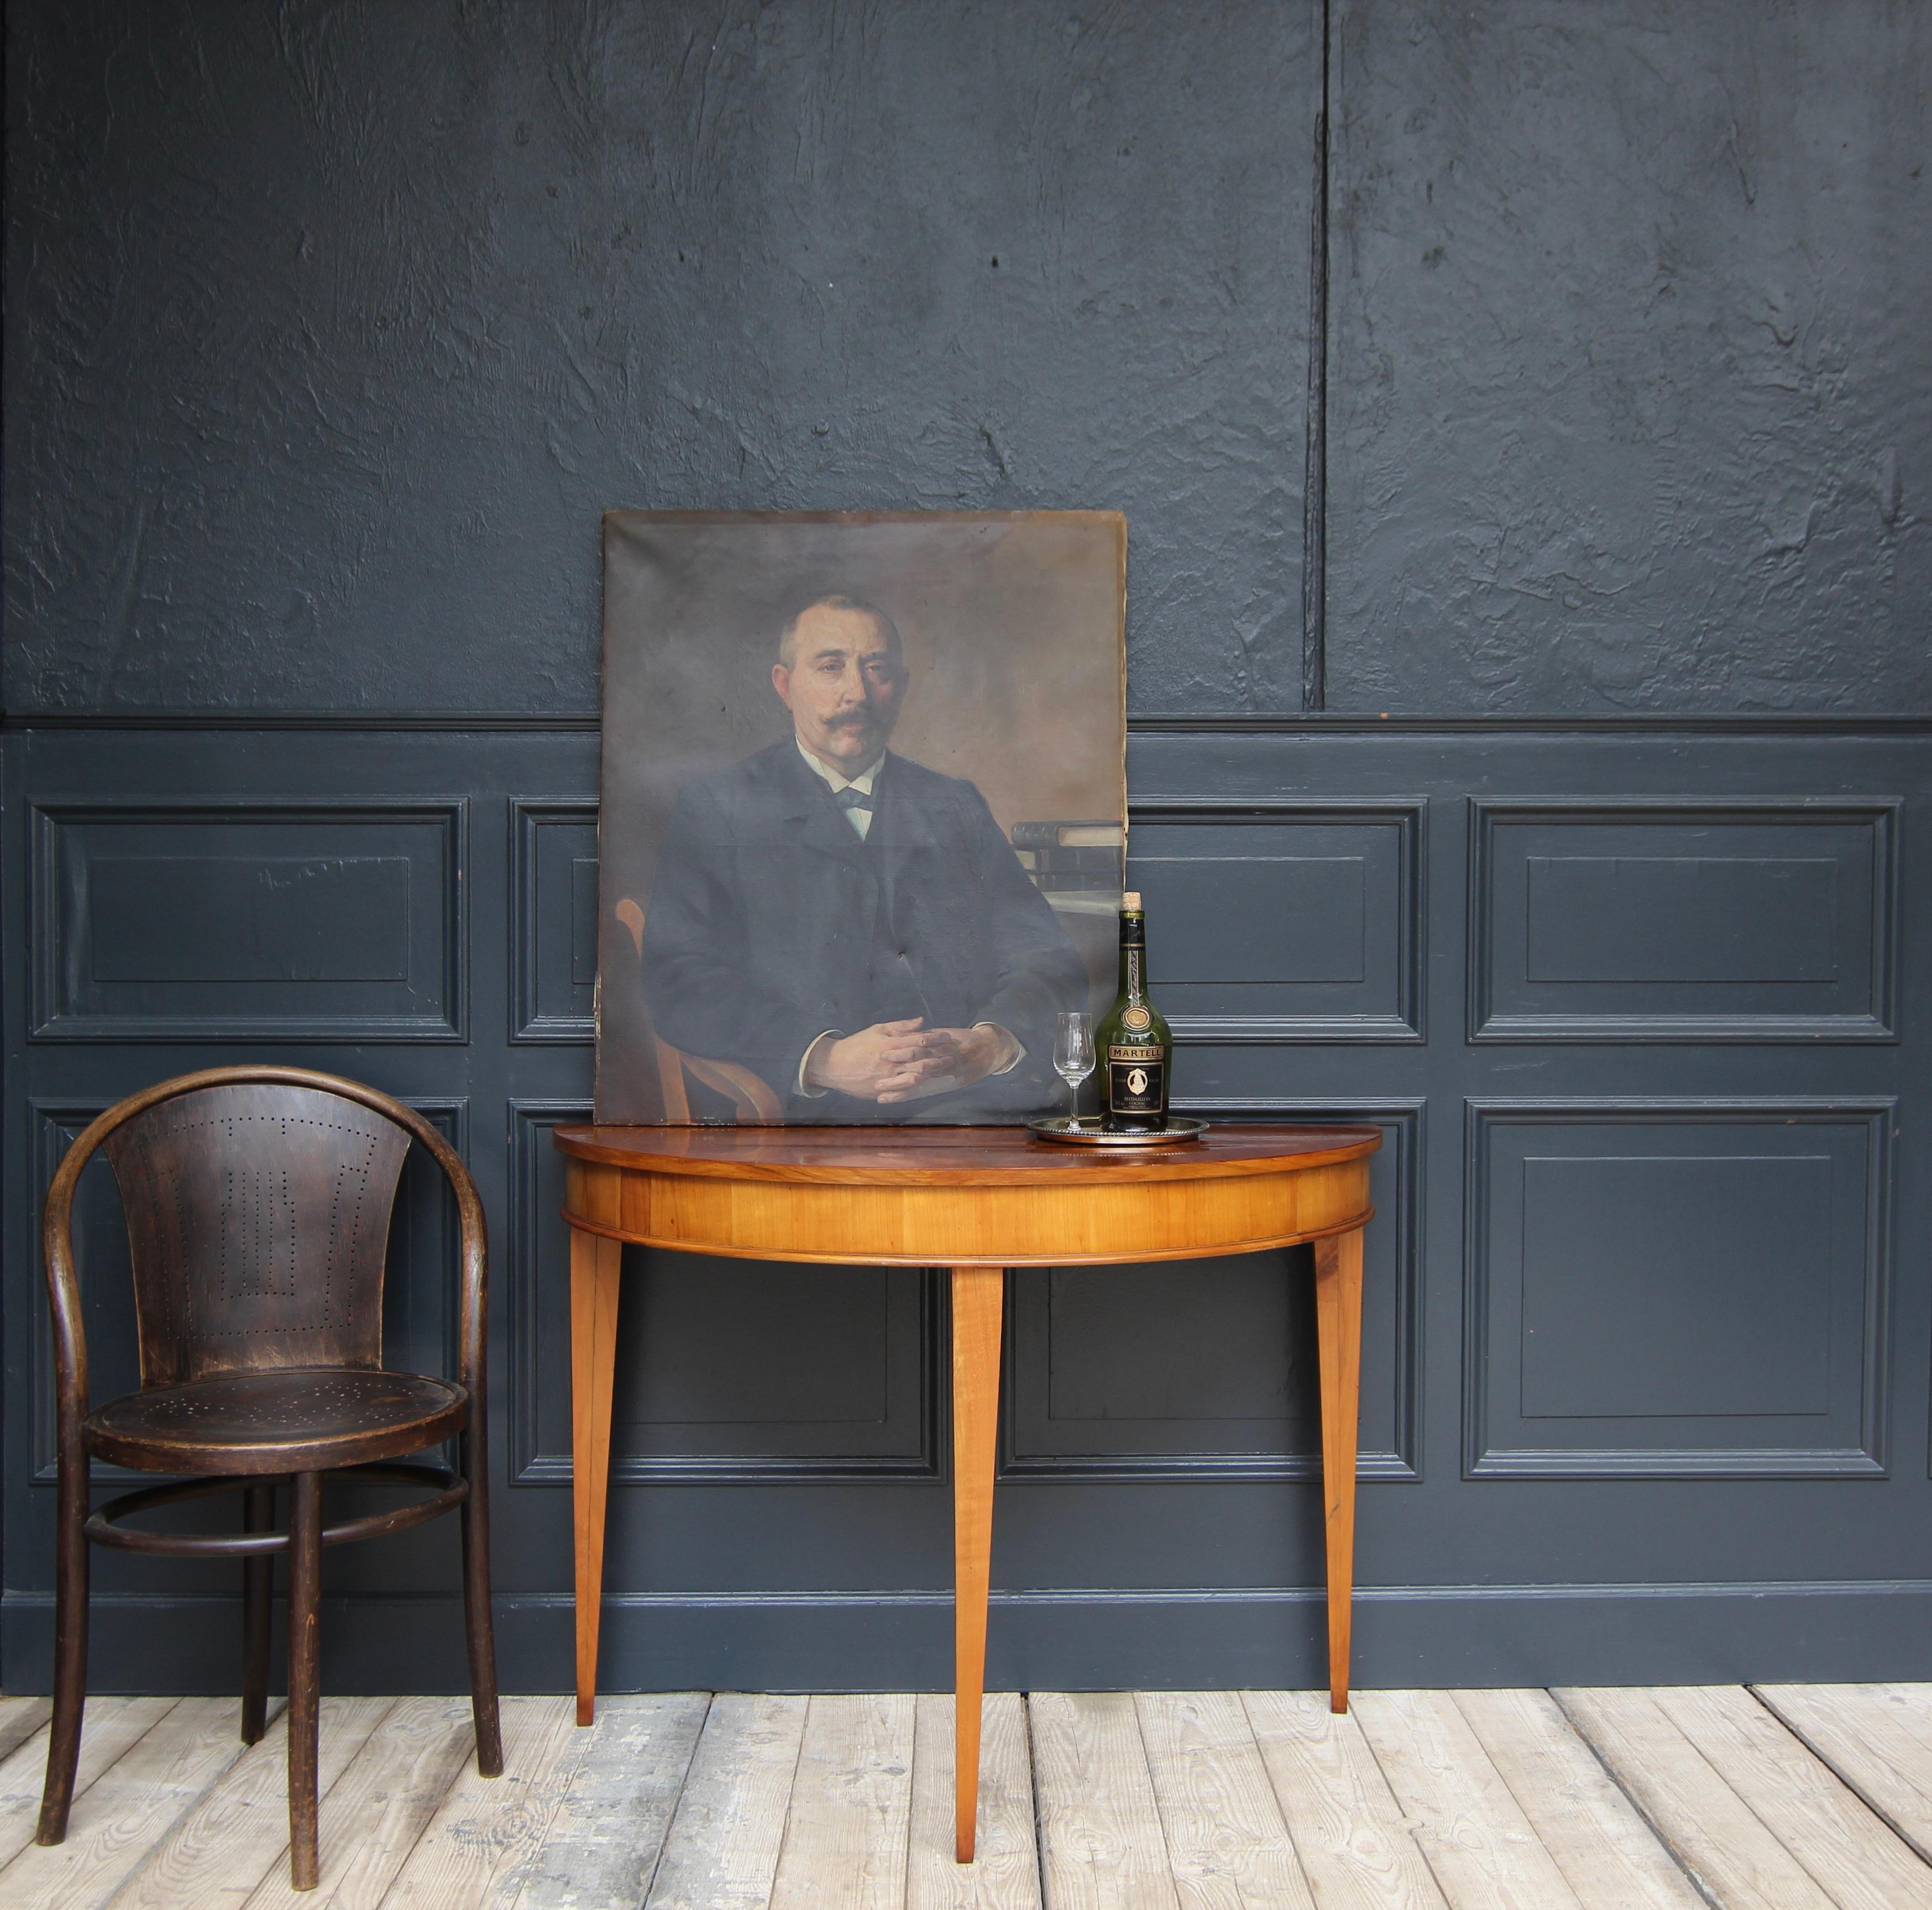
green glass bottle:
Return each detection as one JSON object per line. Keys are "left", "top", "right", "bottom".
{"left": 1097, "top": 891, "right": 1172, "bottom": 1132}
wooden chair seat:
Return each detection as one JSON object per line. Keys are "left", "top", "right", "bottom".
{"left": 83, "top": 1369, "right": 468, "bottom": 1476}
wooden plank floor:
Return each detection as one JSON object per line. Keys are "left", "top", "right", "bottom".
{"left": 0, "top": 1686, "right": 1926, "bottom": 1908}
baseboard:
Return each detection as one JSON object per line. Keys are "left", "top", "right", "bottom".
{"left": 8, "top": 1580, "right": 1931, "bottom": 1694}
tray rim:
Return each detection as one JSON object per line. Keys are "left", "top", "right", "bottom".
{"left": 1025, "top": 1115, "right": 1209, "bottom": 1148}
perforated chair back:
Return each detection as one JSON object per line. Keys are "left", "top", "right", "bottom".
{"left": 102, "top": 1082, "right": 411, "bottom": 1387}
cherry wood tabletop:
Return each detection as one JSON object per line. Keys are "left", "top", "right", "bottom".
{"left": 551, "top": 1121, "right": 1382, "bottom": 1183}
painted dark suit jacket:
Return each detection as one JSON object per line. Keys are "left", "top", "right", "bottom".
{"left": 640, "top": 739, "right": 1086, "bottom": 1120}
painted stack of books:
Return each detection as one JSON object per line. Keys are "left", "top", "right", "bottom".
{"left": 1010, "top": 819, "right": 1125, "bottom": 894}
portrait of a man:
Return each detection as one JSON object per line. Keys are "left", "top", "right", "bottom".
{"left": 594, "top": 512, "right": 1126, "bottom": 1125}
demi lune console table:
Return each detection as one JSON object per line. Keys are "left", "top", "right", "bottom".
{"left": 553, "top": 1121, "right": 1380, "bottom": 1862}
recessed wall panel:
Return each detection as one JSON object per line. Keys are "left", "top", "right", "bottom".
{"left": 1466, "top": 1101, "right": 1890, "bottom": 1478}
{"left": 32, "top": 799, "right": 465, "bottom": 1041}
{"left": 1127, "top": 802, "right": 1424, "bottom": 1041}
{"left": 1519, "top": 1155, "right": 1833, "bottom": 1419}
{"left": 1472, "top": 800, "right": 1897, "bottom": 1041}
{"left": 511, "top": 798, "right": 599, "bottom": 1041}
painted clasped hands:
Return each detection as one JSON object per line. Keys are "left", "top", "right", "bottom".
{"left": 804, "top": 1019, "right": 1019, "bottom": 1103}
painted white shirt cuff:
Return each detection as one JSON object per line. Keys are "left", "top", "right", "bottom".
{"left": 797, "top": 1030, "right": 844, "bottom": 1096}
{"left": 975, "top": 1022, "right": 1025, "bottom": 1075}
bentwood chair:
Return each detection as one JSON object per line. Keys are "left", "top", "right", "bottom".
{"left": 35, "top": 1066, "right": 502, "bottom": 1891}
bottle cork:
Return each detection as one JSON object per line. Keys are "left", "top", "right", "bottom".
{"left": 1123, "top": 891, "right": 1142, "bottom": 910}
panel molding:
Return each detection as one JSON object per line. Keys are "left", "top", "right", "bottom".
{"left": 29, "top": 795, "right": 468, "bottom": 1042}
{"left": 1127, "top": 799, "right": 1426, "bottom": 1042}
{"left": 506, "top": 1101, "right": 941, "bottom": 1485}
{"left": 1468, "top": 796, "right": 1900, "bottom": 1042}
{"left": 999, "top": 1098, "right": 1423, "bottom": 1483}
{"left": 29, "top": 1093, "right": 468, "bottom": 1486}
{"left": 1129, "top": 713, "right": 1932, "bottom": 735}
{"left": 1463, "top": 1098, "right": 1894, "bottom": 1480}
{"left": 9, "top": 709, "right": 1931, "bottom": 735}
{"left": 509, "top": 796, "right": 599, "bottom": 1043}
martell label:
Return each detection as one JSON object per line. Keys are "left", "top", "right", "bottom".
{"left": 1107, "top": 1045, "right": 1165, "bottom": 1113}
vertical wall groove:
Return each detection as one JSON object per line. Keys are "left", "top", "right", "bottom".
{"left": 1301, "top": 0, "right": 1332, "bottom": 712}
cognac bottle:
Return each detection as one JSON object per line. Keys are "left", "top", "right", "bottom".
{"left": 1097, "top": 892, "right": 1172, "bottom": 1132}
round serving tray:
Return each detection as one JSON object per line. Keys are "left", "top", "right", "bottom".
{"left": 1026, "top": 1115, "right": 1208, "bottom": 1147}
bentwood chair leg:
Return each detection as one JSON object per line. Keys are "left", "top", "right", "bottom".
{"left": 35, "top": 1451, "right": 91, "bottom": 1847}
{"left": 286, "top": 1472, "right": 323, "bottom": 1891}
{"left": 459, "top": 1428, "right": 504, "bottom": 1776}
{"left": 240, "top": 1481, "right": 277, "bottom": 1745}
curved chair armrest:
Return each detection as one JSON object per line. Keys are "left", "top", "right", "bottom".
{"left": 616, "top": 895, "right": 783, "bottom": 1124}
{"left": 680, "top": 1055, "right": 785, "bottom": 1125}
{"left": 41, "top": 1123, "right": 104, "bottom": 1460}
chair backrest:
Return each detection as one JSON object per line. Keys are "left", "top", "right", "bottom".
{"left": 103, "top": 1082, "right": 411, "bottom": 1386}
{"left": 44, "top": 1067, "right": 487, "bottom": 1413}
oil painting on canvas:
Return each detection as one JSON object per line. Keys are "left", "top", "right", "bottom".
{"left": 594, "top": 510, "right": 1127, "bottom": 1125}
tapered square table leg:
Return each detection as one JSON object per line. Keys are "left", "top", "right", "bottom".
{"left": 570, "top": 1228, "right": 623, "bottom": 1727}
{"left": 951, "top": 1266, "right": 1004, "bottom": 1864}
{"left": 1313, "top": 1225, "right": 1365, "bottom": 1713}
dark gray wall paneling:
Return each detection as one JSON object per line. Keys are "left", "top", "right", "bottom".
{"left": 1326, "top": 0, "right": 1932, "bottom": 713}
{"left": 3, "top": 1, "right": 1930, "bottom": 1695}
{"left": 1129, "top": 804, "right": 1425, "bottom": 1041}
{"left": 8, "top": 722, "right": 1925, "bottom": 1694}
{"left": 1465, "top": 1101, "right": 1891, "bottom": 1478}
{"left": 510, "top": 800, "right": 599, "bottom": 1043}
{"left": 4, "top": 0, "right": 1318, "bottom": 718}
{"left": 1469, "top": 799, "right": 1899, "bottom": 1041}
{"left": 32, "top": 799, "right": 465, "bottom": 1042}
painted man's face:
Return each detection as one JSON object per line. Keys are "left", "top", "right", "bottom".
{"left": 772, "top": 604, "right": 908, "bottom": 773}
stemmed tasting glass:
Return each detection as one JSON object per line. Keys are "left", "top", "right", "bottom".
{"left": 1053, "top": 1011, "right": 1095, "bottom": 1124}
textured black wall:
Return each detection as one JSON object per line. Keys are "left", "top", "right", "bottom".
{"left": 1326, "top": 0, "right": 1931, "bottom": 712}
{"left": 5, "top": 0, "right": 1317, "bottom": 715}
{"left": 9, "top": 1, "right": 1925, "bottom": 719}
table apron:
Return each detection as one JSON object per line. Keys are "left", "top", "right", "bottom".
{"left": 562, "top": 1156, "right": 1373, "bottom": 1265}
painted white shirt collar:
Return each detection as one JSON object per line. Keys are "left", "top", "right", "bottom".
{"left": 795, "top": 738, "right": 883, "bottom": 796}
{"left": 797, "top": 739, "right": 883, "bottom": 837}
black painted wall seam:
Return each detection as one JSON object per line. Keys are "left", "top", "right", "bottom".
{"left": 1301, "top": 0, "right": 1332, "bottom": 712}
